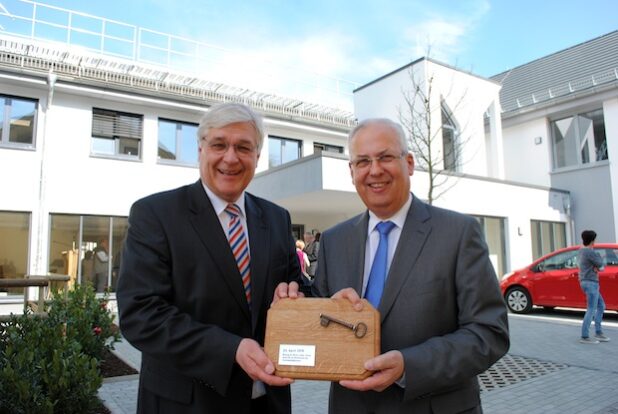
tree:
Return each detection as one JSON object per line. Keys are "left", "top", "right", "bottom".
{"left": 398, "top": 61, "right": 472, "bottom": 204}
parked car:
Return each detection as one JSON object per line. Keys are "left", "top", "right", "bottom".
{"left": 500, "top": 244, "right": 618, "bottom": 314}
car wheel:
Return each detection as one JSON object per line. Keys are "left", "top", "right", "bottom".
{"left": 505, "top": 287, "right": 532, "bottom": 314}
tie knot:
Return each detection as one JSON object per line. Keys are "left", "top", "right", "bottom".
{"left": 225, "top": 204, "right": 241, "bottom": 218}
{"left": 376, "top": 221, "right": 396, "bottom": 235}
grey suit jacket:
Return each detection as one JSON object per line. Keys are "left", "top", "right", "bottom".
{"left": 312, "top": 195, "right": 509, "bottom": 414}
{"left": 117, "top": 181, "right": 301, "bottom": 413}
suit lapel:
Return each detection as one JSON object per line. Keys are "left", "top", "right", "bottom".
{"left": 379, "top": 196, "right": 431, "bottom": 322}
{"left": 245, "top": 194, "right": 268, "bottom": 332}
{"left": 350, "top": 213, "right": 370, "bottom": 295}
{"left": 187, "top": 181, "right": 251, "bottom": 323}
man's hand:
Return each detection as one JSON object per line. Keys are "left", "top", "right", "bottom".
{"left": 332, "top": 287, "right": 364, "bottom": 311}
{"left": 272, "top": 281, "right": 303, "bottom": 305}
{"left": 339, "top": 350, "right": 404, "bottom": 392}
{"left": 235, "top": 338, "right": 294, "bottom": 386}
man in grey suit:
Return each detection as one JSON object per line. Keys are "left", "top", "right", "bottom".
{"left": 311, "top": 118, "right": 509, "bottom": 413}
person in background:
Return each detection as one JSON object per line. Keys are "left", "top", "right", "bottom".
{"left": 295, "top": 239, "right": 313, "bottom": 296}
{"left": 303, "top": 231, "right": 319, "bottom": 277}
{"left": 93, "top": 238, "right": 110, "bottom": 292}
{"left": 578, "top": 229, "right": 609, "bottom": 344}
{"left": 276, "top": 118, "right": 509, "bottom": 413}
{"left": 117, "top": 102, "right": 302, "bottom": 413}
{"left": 295, "top": 239, "right": 311, "bottom": 277}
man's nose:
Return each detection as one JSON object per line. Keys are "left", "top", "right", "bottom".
{"left": 368, "top": 158, "right": 384, "bottom": 174}
{"left": 222, "top": 145, "right": 240, "bottom": 161}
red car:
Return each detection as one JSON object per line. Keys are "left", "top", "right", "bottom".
{"left": 500, "top": 244, "right": 618, "bottom": 314}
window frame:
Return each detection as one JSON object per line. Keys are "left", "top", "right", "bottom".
{"left": 157, "top": 117, "right": 199, "bottom": 167}
{"left": 550, "top": 107, "right": 608, "bottom": 170}
{"left": 49, "top": 213, "right": 128, "bottom": 293}
{"left": 268, "top": 135, "right": 302, "bottom": 168}
{"left": 91, "top": 107, "right": 143, "bottom": 160}
{"left": 0, "top": 94, "right": 38, "bottom": 149}
{"left": 530, "top": 220, "right": 567, "bottom": 260}
{"left": 441, "top": 102, "right": 459, "bottom": 172}
{"left": 314, "top": 142, "right": 344, "bottom": 155}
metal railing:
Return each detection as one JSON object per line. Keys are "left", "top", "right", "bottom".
{"left": 0, "top": 0, "right": 358, "bottom": 111}
{"left": 0, "top": 274, "right": 69, "bottom": 320}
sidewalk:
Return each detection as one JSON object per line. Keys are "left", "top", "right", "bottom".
{"left": 99, "top": 313, "right": 618, "bottom": 413}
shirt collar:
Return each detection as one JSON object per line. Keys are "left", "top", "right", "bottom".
{"left": 201, "top": 182, "right": 247, "bottom": 218}
{"left": 368, "top": 193, "right": 413, "bottom": 232}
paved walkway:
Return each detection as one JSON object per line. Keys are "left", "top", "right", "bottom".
{"left": 99, "top": 313, "right": 618, "bottom": 413}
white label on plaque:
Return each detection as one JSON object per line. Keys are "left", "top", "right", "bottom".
{"left": 278, "top": 344, "right": 316, "bottom": 366}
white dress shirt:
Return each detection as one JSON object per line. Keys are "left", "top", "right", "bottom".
{"left": 361, "top": 193, "right": 413, "bottom": 298}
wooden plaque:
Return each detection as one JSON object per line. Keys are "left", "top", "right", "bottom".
{"left": 264, "top": 298, "right": 380, "bottom": 381}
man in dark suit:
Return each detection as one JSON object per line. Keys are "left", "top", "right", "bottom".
{"left": 310, "top": 118, "right": 509, "bottom": 413}
{"left": 117, "top": 103, "right": 302, "bottom": 413}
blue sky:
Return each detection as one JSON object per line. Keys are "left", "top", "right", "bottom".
{"left": 1, "top": 0, "right": 616, "bottom": 106}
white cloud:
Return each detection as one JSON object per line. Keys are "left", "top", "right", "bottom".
{"left": 400, "top": 0, "right": 491, "bottom": 67}
{"left": 404, "top": 18, "right": 468, "bottom": 63}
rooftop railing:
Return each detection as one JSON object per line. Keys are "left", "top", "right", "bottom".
{"left": 0, "top": 0, "right": 358, "bottom": 112}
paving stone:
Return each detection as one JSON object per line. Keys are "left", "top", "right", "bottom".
{"left": 99, "top": 314, "right": 618, "bottom": 413}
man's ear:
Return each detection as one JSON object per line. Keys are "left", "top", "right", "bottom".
{"left": 406, "top": 153, "right": 415, "bottom": 176}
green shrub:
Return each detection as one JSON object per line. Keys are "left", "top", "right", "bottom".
{"left": 0, "top": 284, "right": 120, "bottom": 413}
{"left": 0, "top": 313, "right": 101, "bottom": 414}
{"left": 48, "top": 284, "right": 120, "bottom": 362}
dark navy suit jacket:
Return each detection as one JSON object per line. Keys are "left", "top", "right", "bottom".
{"left": 117, "top": 180, "right": 301, "bottom": 413}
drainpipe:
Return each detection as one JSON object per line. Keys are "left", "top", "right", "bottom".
{"left": 33, "top": 70, "right": 57, "bottom": 275}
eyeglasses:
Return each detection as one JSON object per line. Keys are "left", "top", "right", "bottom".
{"left": 349, "top": 152, "right": 406, "bottom": 169}
{"left": 202, "top": 139, "right": 257, "bottom": 156}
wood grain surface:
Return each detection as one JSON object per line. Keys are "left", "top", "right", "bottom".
{"left": 264, "top": 298, "right": 380, "bottom": 380}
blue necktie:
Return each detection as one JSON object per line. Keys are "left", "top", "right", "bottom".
{"left": 365, "top": 221, "right": 396, "bottom": 308}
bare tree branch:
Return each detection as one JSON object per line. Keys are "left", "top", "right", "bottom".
{"left": 398, "top": 63, "right": 474, "bottom": 204}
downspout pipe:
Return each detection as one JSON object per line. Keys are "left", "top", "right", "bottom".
{"left": 33, "top": 70, "right": 57, "bottom": 275}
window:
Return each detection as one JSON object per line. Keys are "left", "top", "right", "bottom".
{"left": 314, "top": 142, "right": 344, "bottom": 154}
{"left": 49, "top": 214, "right": 128, "bottom": 293}
{"left": 0, "top": 95, "right": 37, "bottom": 148}
{"left": 441, "top": 103, "right": 458, "bottom": 171}
{"left": 538, "top": 250, "right": 578, "bottom": 271}
{"left": 598, "top": 248, "right": 618, "bottom": 266}
{"left": 0, "top": 211, "right": 30, "bottom": 297}
{"left": 158, "top": 118, "right": 198, "bottom": 165}
{"left": 268, "top": 135, "right": 301, "bottom": 168}
{"left": 551, "top": 108, "right": 608, "bottom": 169}
{"left": 91, "top": 108, "right": 143, "bottom": 158}
{"left": 531, "top": 220, "right": 566, "bottom": 260}
{"left": 473, "top": 215, "right": 506, "bottom": 276}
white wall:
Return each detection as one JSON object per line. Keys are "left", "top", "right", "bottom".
{"left": 353, "top": 59, "right": 503, "bottom": 178}
{"left": 501, "top": 117, "right": 552, "bottom": 186}
{"left": 43, "top": 90, "right": 202, "bottom": 217}
{"left": 0, "top": 78, "right": 48, "bottom": 212}
{"left": 603, "top": 97, "right": 618, "bottom": 240}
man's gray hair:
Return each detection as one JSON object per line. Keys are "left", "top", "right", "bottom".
{"left": 197, "top": 102, "right": 265, "bottom": 152}
{"left": 347, "top": 118, "right": 409, "bottom": 154}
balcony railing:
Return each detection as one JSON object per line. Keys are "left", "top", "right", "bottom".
{"left": 0, "top": 0, "right": 358, "bottom": 112}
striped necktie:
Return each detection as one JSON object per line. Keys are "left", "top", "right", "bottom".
{"left": 225, "top": 204, "right": 251, "bottom": 305}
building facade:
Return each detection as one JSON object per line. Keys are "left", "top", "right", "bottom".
{"left": 1, "top": 2, "right": 615, "bottom": 310}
